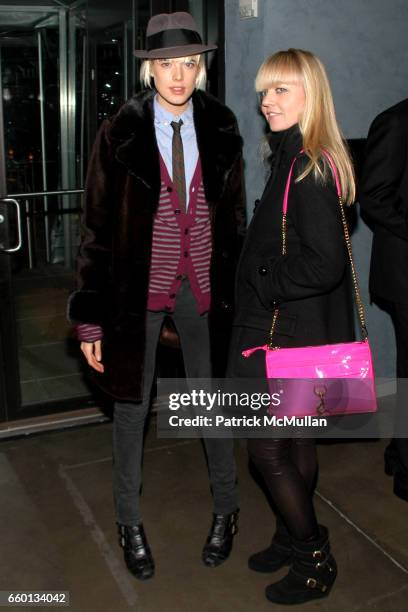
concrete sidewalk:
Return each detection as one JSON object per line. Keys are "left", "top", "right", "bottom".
{"left": 0, "top": 421, "right": 407, "bottom": 611}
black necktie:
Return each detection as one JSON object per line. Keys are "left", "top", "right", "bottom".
{"left": 171, "top": 119, "right": 186, "bottom": 212}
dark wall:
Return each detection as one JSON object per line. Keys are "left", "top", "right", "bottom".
{"left": 151, "top": 0, "right": 189, "bottom": 14}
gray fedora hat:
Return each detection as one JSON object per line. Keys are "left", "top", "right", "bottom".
{"left": 134, "top": 11, "right": 217, "bottom": 59}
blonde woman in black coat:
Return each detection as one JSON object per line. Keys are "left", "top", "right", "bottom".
{"left": 228, "top": 49, "right": 356, "bottom": 605}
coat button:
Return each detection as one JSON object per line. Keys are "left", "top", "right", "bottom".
{"left": 254, "top": 199, "right": 260, "bottom": 211}
{"left": 220, "top": 300, "right": 231, "bottom": 311}
{"left": 221, "top": 250, "right": 229, "bottom": 258}
{"left": 258, "top": 266, "right": 268, "bottom": 276}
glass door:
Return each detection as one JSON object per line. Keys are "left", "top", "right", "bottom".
{"left": 0, "top": 0, "right": 221, "bottom": 426}
{"left": 0, "top": 3, "right": 91, "bottom": 422}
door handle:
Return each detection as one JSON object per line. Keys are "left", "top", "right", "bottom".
{"left": 0, "top": 198, "right": 22, "bottom": 252}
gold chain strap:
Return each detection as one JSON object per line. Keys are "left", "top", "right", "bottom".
{"left": 268, "top": 181, "right": 367, "bottom": 350}
{"left": 268, "top": 213, "right": 286, "bottom": 348}
{"left": 337, "top": 194, "right": 368, "bottom": 338}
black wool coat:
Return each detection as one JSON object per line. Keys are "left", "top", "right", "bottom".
{"left": 228, "top": 124, "right": 354, "bottom": 378}
{"left": 68, "top": 89, "right": 246, "bottom": 400}
{"left": 359, "top": 98, "right": 408, "bottom": 304}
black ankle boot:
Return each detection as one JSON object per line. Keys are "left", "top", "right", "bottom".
{"left": 118, "top": 523, "right": 155, "bottom": 580}
{"left": 248, "top": 530, "right": 292, "bottom": 573}
{"left": 202, "top": 510, "right": 239, "bottom": 567}
{"left": 384, "top": 443, "right": 400, "bottom": 476}
{"left": 265, "top": 525, "right": 337, "bottom": 605}
{"left": 384, "top": 444, "right": 408, "bottom": 501}
{"left": 394, "top": 475, "right": 408, "bottom": 501}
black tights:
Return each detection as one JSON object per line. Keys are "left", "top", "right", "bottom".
{"left": 248, "top": 437, "right": 319, "bottom": 541}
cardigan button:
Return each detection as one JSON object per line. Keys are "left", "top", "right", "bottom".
{"left": 167, "top": 186, "right": 173, "bottom": 192}
{"left": 169, "top": 293, "right": 176, "bottom": 299}
{"left": 176, "top": 274, "right": 183, "bottom": 280}
{"left": 174, "top": 209, "right": 181, "bottom": 215}
{"left": 258, "top": 266, "right": 268, "bottom": 276}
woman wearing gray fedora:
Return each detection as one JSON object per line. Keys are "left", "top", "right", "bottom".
{"left": 68, "top": 12, "right": 245, "bottom": 580}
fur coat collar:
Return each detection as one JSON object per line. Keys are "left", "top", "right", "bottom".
{"left": 108, "top": 88, "right": 243, "bottom": 205}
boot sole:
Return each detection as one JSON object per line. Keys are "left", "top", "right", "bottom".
{"left": 265, "top": 584, "right": 334, "bottom": 605}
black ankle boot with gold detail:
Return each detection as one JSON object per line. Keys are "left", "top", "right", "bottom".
{"left": 265, "top": 525, "right": 337, "bottom": 605}
{"left": 248, "top": 528, "right": 292, "bottom": 573}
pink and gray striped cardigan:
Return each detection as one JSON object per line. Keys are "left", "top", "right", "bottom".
{"left": 77, "top": 155, "right": 211, "bottom": 342}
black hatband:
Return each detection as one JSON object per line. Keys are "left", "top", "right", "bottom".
{"left": 146, "top": 28, "right": 202, "bottom": 51}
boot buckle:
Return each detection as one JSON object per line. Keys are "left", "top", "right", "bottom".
{"left": 312, "top": 549, "right": 323, "bottom": 559}
{"left": 306, "top": 577, "right": 327, "bottom": 592}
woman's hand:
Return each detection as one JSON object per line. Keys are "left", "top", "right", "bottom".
{"left": 80, "top": 340, "right": 104, "bottom": 373}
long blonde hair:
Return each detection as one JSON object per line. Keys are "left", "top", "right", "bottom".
{"left": 255, "top": 49, "right": 355, "bottom": 204}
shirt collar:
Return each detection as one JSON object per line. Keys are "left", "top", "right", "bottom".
{"left": 153, "top": 94, "right": 194, "bottom": 127}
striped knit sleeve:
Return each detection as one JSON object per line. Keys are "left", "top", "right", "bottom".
{"left": 76, "top": 323, "right": 103, "bottom": 342}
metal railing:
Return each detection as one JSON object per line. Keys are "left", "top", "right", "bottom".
{"left": 8, "top": 188, "right": 84, "bottom": 269}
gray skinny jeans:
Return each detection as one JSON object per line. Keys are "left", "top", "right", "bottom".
{"left": 112, "top": 279, "right": 238, "bottom": 525}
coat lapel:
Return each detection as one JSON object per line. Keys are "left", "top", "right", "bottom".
{"left": 111, "top": 91, "right": 161, "bottom": 202}
{"left": 260, "top": 126, "right": 303, "bottom": 204}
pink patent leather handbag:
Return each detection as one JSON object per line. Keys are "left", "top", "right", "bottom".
{"left": 242, "top": 151, "right": 377, "bottom": 417}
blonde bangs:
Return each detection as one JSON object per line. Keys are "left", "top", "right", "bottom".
{"left": 256, "top": 48, "right": 356, "bottom": 204}
{"left": 255, "top": 53, "right": 303, "bottom": 91}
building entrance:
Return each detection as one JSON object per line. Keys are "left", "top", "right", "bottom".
{"left": 0, "top": 0, "right": 222, "bottom": 433}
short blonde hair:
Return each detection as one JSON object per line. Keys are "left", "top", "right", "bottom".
{"left": 140, "top": 55, "right": 207, "bottom": 90}
{"left": 256, "top": 48, "right": 355, "bottom": 204}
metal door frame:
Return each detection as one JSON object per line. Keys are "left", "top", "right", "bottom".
{"left": 0, "top": 36, "right": 21, "bottom": 420}
{"left": 0, "top": 4, "right": 84, "bottom": 422}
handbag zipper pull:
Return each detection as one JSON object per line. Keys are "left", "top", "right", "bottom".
{"left": 242, "top": 345, "right": 268, "bottom": 358}
{"left": 314, "top": 385, "right": 327, "bottom": 416}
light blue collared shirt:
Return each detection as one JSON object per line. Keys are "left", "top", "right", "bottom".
{"left": 153, "top": 96, "right": 199, "bottom": 210}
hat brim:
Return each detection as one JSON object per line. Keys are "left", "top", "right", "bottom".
{"left": 134, "top": 43, "right": 217, "bottom": 59}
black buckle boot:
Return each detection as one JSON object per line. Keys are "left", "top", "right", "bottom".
{"left": 248, "top": 530, "right": 292, "bottom": 573}
{"left": 202, "top": 510, "right": 239, "bottom": 567}
{"left": 118, "top": 523, "right": 155, "bottom": 580}
{"left": 394, "top": 475, "right": 408, "bottom": 501}
{"left": 265, "top": 525, "right": 337, "bottom": 605}
{"left": 384, "top": 443, "right": 408, "bottom": 501}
